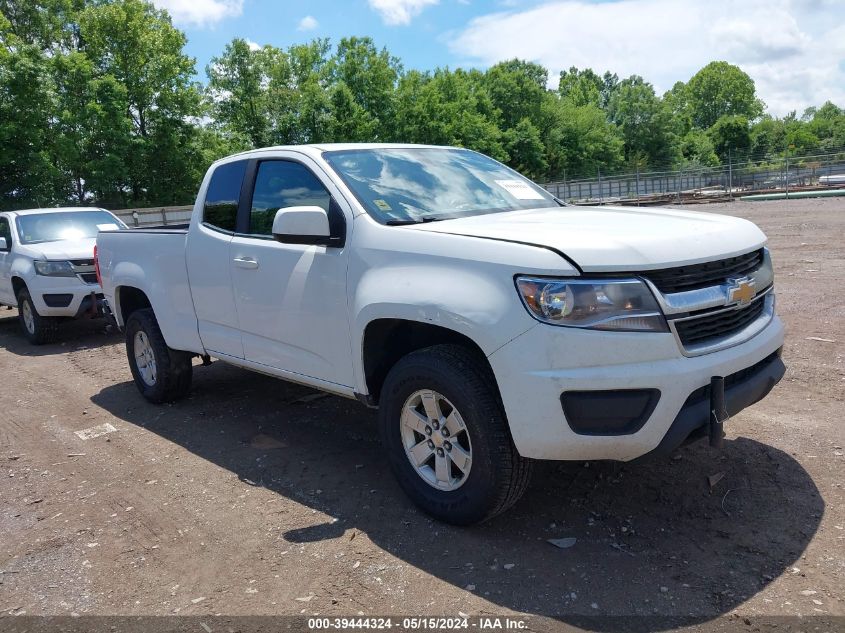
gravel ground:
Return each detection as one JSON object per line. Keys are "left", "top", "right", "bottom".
{"left": 0, "top": 197, "right": 843, "bottom": 631}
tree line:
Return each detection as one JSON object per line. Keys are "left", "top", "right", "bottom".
{"left": 2, "top": 0, "right": 845, "bottom": 210}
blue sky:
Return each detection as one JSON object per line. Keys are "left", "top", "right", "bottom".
{"left": 153, "top": 0, "right": 845, "bottom": 116}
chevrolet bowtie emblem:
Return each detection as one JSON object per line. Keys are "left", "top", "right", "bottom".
{"left": 727, "top": 277, "right": 756, "bottom": 306}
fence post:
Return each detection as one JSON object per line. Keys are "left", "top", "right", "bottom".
{"left": 635, "top": 168, "right": 640, "bottom": 206}
{"left": 728, "top": 149, "right": 733, "bottom": 200}
{"left": 677, "top": 171, "right": 682, "bottom": 204}
{"left": 785, "top": 155, "right": 790, "bottom": 199}
{"left": 597, "top": 168, "right": 602, "bottom": 204}
{"left": 161, "top": 208, "right": 168, "bottom": 226}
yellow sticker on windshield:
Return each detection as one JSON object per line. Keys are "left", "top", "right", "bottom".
{"left": 373, "top": 199, "right": 392, "bottom": 211}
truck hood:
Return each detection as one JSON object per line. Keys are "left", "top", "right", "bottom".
{"left": 410, "top": 205, "right": 767, "bottom": 272}
{"left": 16, "top": 237, "right": 97, "bottom": 261}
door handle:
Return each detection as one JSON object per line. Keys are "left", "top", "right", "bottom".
{"left": 233, "top": 257, "right": 259, "bottom": 270}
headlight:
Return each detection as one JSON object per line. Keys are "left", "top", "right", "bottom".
{"left": 515, "top": 276, "right": 668, "bottom": 332}
{"left": 34, "top": 260, "right": 76, "bottom": 277}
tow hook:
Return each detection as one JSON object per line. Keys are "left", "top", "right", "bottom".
{"left": 86, "top": 291, "right": 99, "bottom": 319}
{"left": 201, "top": 354, "right": 212, "bottom": 366}
{"left": 709, "top": 376, "right": 728, "bottom": 448}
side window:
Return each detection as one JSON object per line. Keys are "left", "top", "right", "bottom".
{"left": 249, "top": 161, "right": 331, "bottom": 236}
{"left": 203, "top": 160, "right": 247, "bottom": 232}
{"left": 0, "top": 217, "right": 11, "bottom": 250}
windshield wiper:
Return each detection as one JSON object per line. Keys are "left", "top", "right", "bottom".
{"left": 385, "top": 216, "right": 444, "bottom": 226}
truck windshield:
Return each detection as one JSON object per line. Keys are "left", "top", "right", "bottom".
{"left": 323, "top": 147, "right": 560, "bottom": 224}
{"left": 16, "top": 211, "right": 124, "bottom": 245}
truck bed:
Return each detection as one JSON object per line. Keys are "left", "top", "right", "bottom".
{"left": 97, "top": 228, "right": 203, "bottom": 354}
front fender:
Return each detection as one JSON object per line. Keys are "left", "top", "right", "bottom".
{"left": 347, "top": 218, "right": 580, "bottom": 395}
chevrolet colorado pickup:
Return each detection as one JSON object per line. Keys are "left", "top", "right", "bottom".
{"left": 0, "top": 207, "right": 124, "bottom": 344}
{"left": 96, "top": 144, "right": 785, "bottom": 524}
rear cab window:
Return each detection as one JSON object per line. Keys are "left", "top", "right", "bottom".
{"left": 203, "top": 160, "right": 248, "bottom": 233}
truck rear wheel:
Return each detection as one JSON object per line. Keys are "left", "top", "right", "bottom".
{"left": 17, "top": 288, "right": 58, "bottom": 345}
{"left": 378, "top": 344, "right": 532, "bottom": 525}
{"left": 125, "top": 308, "right": 192, "bottom": 403}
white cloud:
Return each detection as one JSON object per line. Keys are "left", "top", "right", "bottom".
{"left": 297, "top": 15, "right": 319, "bottom": 31}
{"left": 368, "top": 0, "right": 439, "bottom": 25}
{"left": 152, "top": 0, "right": 243, "bottom": 28}
{"left": 450, "top": 0, "right": 845, "bottom": 115}
{"left": 245, "top": 39, "right": 261, "bottom": 51}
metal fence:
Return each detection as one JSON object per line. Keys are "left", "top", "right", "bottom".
{"left": 112, "top": 205, "right": 193, "bottom": 228}
{"left": 542, "top": 154, "right": 845, "bottom": 205}
{"left": 108, "top": 151, "right": 845, "bottom": 223}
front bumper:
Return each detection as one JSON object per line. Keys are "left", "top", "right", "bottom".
{"left": 29, "top": 277, "right": 105, "bottom": 318}
{"left": 488, "top": 313, "right": 785, "bottom": 461}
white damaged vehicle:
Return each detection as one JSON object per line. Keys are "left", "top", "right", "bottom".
{"left": 0, "top": 207, "right": 125, "bottom": 344}
{"left": 96, "top": 145, "right": 785, "bottom": 524}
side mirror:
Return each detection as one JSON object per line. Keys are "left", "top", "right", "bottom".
{"left": 0, "top": 237, "right": 8, "bottom": 251}
{"left": 272, "top": 206, "right": 331, "bottom": 245}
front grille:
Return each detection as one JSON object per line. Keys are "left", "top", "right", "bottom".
{"left": 70, "top": 258, "right": 95, "bottom": 267}
{"left": 675, "top": 297, "right": 766, "bottom": 346}
{"left": 642, "top": 249, "right": 764, "bottom": 294}
{"left": 79, "top": 272, "right": 98, "bottom": 284}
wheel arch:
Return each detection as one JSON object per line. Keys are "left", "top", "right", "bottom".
{"left": 115, "top": 285, "right": 153, "bottom": 326}
{"left": 11, "top": 276, "right": 26, "bottom": 298}
{"left": 361, "top": 318, "right": 497, "bottom": 405}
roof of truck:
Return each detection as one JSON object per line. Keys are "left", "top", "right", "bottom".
{"left": 224, "top": 142, "right": 455, "bottom": 161}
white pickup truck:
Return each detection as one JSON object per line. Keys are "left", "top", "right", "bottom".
{"left": 96, "top": 144, "right": 785, "bottom": 524}
{"left": 0, "top": 207, "right": 125, "bottom": 344}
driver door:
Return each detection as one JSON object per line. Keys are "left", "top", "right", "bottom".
{"left": 229, "top": 156, "right": 354, "bottom": 388}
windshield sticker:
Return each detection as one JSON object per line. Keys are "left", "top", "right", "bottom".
{"left": 97, "top": 223, "right": 120, "bottom": 232}
{"left": 494, "top": 179, "right": 545, "bottom": 200}
{"left": 373, "top": 199, "right": 392, "bottom": 211}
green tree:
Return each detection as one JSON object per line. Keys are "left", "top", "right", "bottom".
{"left": 708, "top": 114, "right": 751, "bottom": 159}
{"left": 485, "top": 59, "right": 548, "bottom": 129}
{"left": 679, "top": 129, "right": 719, "bottom": 167}
{"left": 393, "top": 68, "right": 506, "bottom": 160}
{"left": 0, "top": 44, "right": 61, "bottom": 208}
{"left": 541, "top": 97, "right": 624, "bottom": 179}
{"left": 0, "top": 0, "right": 83, "bottom": 51}
{"left": 607, "top": 75, "right": 680, "bottom": 169}
{"left": 265, "top": 39, "right": 333, "bottom": 144}
{"left": 806, "top": 101, "right": 845, "bottom": 151}
{"left": 327, "top": 81, "right": 377, "bottom": 141}
{"left": 330, "top": 36, "right": 400, "bottom": 140}
{"left": 685, "top": 61, "right": 764, "bottom": 129}
{"left": 749, "top": 116, "right": 786, "bottom": 158}
{"left": 558, "top": 67, "right": 617, "bottom": 109}
{"left": 79, "top": 0, "right": 203, "bottom": 204}
{"left": 207, "top": 38, "right": 273, "bottom": 147}
{"left": 503, "top": 118, "right": 547, "bottom": 180}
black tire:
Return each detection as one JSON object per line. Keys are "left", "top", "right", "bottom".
{"left": 125, "top": 308, "right": 192, "bottom": 403}
{"left": 378, "top": 344, "right": 532, "bottom": 525}
{"left": 17, "top": 287, "right": 58, "bottom": 345}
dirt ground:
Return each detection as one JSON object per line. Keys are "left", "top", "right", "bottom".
{"left": 0, "top": 197, "right": 843, "bottom": 631}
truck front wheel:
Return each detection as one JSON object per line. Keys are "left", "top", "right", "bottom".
{"left": 17, "top": 288, "right": 58, "bottom": 345}
{"left": 125, "top": 308, "right": 192, "bottom": 403}
{"left": 378, "top": 344, "right": 532, "bottom": 525}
